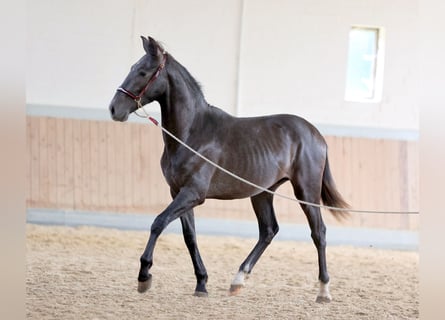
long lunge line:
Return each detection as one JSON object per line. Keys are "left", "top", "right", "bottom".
{"left": 146, "top": 116, "right": 419, "bottom": 215}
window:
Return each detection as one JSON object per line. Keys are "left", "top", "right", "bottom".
{"left": 344, "top": 26, "right": 385, "bottom": 102}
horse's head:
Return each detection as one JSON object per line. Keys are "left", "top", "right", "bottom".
{"left": 109, "top": 36, "right": 167, "bottom": 121}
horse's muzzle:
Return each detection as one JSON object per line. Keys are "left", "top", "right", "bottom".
{"left": 109, "top": 105, "right": 129, "bottom": 122}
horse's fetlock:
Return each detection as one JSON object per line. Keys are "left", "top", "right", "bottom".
{"left": 140, "top": 256, "right": 152, "bottom": 269}
{"left": 196, "top": 272, "right": 208, "bottom": 283}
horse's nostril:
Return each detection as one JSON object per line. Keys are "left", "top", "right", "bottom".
{"left": 111, "top": 106, "right": 115, "bottom": 115}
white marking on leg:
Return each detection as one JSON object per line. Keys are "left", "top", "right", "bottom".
{"left": 231, "top": 271, "right": 246, "bottom": 286}
{"left": 317, "top": 281, "right": 332, "bottom": 301}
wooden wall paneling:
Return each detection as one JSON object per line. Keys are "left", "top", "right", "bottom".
{"left": 26, "top": 118, "right": 31, "bottom": 205}
{"left": 346, "top": 136, "right": 358, "bottom": 226}
{"left": 336, "top": 136, "right": 354, "bottom": 226}
{"left": 277, "top": 181, "right": 290, "bottom": 223}
{"left": 377, "top": 139, "right": 389, "bottom": 228}
{"left": 371, "top": 139, "right": 383, "bottom": 228}
{"left": 30, "top": 117, "right": 40, "bottom": 206}
{"left": 240, "top": 198, "right": 255, "bottom": 219}
{"left": 25, "top": 116, "right": 419, "bottom": 230}
{"left": 210, "top": 199, "right": 225, "bottom": 219}
{"left": 394, "top": 140, "right": 407, "bottom": 229}
{"left": 407, "top": 141, "right": 419, "bottom": 229}
{"left": 273, "top": 181, "right": 288, "bottom": 222}
{"left": 38, "top": 117, "right": 49, "bottom": 205}
{"left": 379, "top": 139, "right": 400, "bottom": 229}
{"left": 72, "top": 119, "right": 83, "bottom": 210}
{"left": 97, "top": 121, "right": 109, "bottom": 209}
{"left": 389, "top": 140, "right": 400, "bottom": 210}
{"left": 29, "top": 118, "right": 39, "bottom": 207}
{"left": 112, "top": 122, "right": 125, "bottom": 212}
{"left": 373, "top": 139, "right": 384, "bottom": 211}
{"left": 80, "top": 120, "right": 92, "bottom": 208}
{"left": 345, "top": 136, "right": 361, "bottom": 227}
{"left": 377, "top": 139, "right": 395, "bottom": 228}
{"left": 407, "top": 141, "right": 418, "bottom": 230}
{"left": 55, "top": 117, "right": 66, "bottom": 207}
{"left": 143, "top": 125, "right": 154, "bottom": 211}
{"left": 138, "top": 123, "right": 150, "bottom": 210}
{"left": 404, "top": 141, "right": 419, "bottom": 230}
{"left": 131, "top": 124, "right": 143, "bottom": 208}
{"left": 359, "top": 138, "right": 377, "bottom": 227}
{"left": 358, "top": 138, "right": 374, "bottom": 227}
{"left": 122, "top": 122, "right": 134, "bottom": 212}
{"left": 89, "top": 120, "right": 100, "bottom": 210}
{"left": 338, "top": 136, "right": 358, "bottom": 227}
{"left": 63, "top": 118, "right": 75, "bottom": 208}
{"left": 139, "top": 124, "right": 148, "bottom": 209}
{"left": 106, "top": 121, "right": 117, "bottom": 211}
{"left": 390, "top": 140, "right": 403, "bottom": 229}
{"left": 351, "top": 137, "right": 363, "bottom": 215}
{"left": 46, "top": 117, "right": 57, "bottom": 207}
{"left": 363, "top": 139, "right": 385, "bottom": 229}
{"left": 376, "top": 139, "right": 388, "bottom": 223}
{"left": 397, "top": 141, "right": 410, "bottom": 229}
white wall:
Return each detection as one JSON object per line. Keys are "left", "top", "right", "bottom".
{"left": 26, "top": 0, "right": 242, "bottom": 114}
{"left": 27, "top": 1, "right": 135, "bottom": 109}
{"left": 27, "top": 0, "right": 419, "bottom": 132}
{"left": 130, "top": 0, "right": 242, "bottom": 115}
{"left": 238, "top": 0, "right": 419, "bottom": 130}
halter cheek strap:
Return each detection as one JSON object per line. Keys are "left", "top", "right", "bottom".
{"left": 117, "top": 52, "right": 167, "bottom": 111}
{"left": 116, "top": 87, "right": 139, "bottom": 100}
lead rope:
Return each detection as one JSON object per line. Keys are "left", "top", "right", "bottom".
{"left": 136, "top": 108, "right": 419, "bottom": 215}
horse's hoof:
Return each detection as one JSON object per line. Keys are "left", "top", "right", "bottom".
{"left": 193, "top": 290, "right": 208, "bottom": 297}
{"left": 229, "top": 284, "right": 243, "bottom": 296}
{"left": 315, "top": 295, "right": 332, "bottom": 303}
{"left": 137, "top": 277, "right": 152, "bottom": 293}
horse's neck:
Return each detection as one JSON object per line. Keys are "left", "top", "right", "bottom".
{"left": 158, "top": 60, "right": 208, "bottom": 145}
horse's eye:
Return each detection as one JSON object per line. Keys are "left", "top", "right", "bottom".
{"left": 139, "top": 71, "right": 147, "bottom": 77}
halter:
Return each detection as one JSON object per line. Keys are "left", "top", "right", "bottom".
{"left": 116, "top": 52, "right": 167, "bottom": 117}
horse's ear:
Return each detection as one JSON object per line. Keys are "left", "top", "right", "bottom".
{"left": 141, "top": 36, "right": 158, "bottom": 57}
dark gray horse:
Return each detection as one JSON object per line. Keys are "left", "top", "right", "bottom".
{"left": 109, "top": 36, "right": 349, "bottom": 302}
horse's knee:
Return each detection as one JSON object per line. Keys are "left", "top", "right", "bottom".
{"left": 151, "top": 215, "right": 168, "bottom": 235}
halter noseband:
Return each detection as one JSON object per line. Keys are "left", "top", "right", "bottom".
{"left": 117, "top": 52, "right": 167, "bottom": 110}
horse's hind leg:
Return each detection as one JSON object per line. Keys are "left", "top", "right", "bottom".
{"left": 180, "top": 210, "right": 209, "bottom": 297}
{"left": 291, "top": 177, "right": 332, "bottom": 303}
{"left": 230, "top": 191, "right": 279, "bottom": 295}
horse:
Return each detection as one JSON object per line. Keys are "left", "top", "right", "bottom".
{"left": 108, "top": 36, "right": 349, "bottom": 303}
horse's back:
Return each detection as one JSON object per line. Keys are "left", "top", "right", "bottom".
{"left": 223, "top": 113, "right": 326, "bottom": 151}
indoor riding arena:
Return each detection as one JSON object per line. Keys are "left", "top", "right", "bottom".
{"left": 27, "top": 1, "right": 419, "bottom": 319}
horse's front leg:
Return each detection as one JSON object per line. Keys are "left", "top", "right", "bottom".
{"left": 137, "top": 188, "right": 204, "bottom": 293}
{"left": 180, "top": 210, "right": 208, "bottom": 297}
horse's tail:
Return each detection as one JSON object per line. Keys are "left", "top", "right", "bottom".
{"left": 321, "top": 154, "right": 350, "bottom": 221}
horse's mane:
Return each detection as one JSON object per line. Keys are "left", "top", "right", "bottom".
{"left": 167, "top": 53, "right": 205, "bottom": 100}
{"left": 152, "top": 38, "right": 204, "bottom": 101}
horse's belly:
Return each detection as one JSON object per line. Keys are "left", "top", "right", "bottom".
{"left": 206, "top": 165, "right": 287, "bottom": 200}
{"left": 206, "top": 182, "right": 263, "bottom": 200}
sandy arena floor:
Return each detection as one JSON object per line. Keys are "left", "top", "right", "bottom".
{"left": 26, "top": 224, "right": 418, "bottom": 319}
